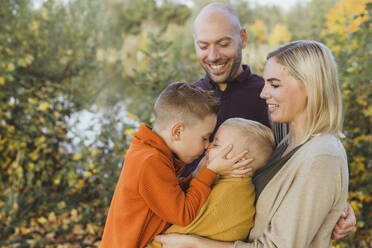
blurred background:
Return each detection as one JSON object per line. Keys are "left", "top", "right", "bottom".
{"left": 0, "top": 0, "right": 371, "bottom": 247}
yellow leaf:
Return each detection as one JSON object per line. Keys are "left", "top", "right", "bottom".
{"left": 11, "top": 161, "right": 19, "bottom": 169}
{"left": 15, "top": 166, "right": 23, "bottom": 175}
{"left": 89, "top": 147, "right": 99, "bottom": 156}
{"left": 127, "top": 112, "right": 137, "bottom": 120}
{"left": 48, "top": 212, "right": 57, "bottom": 223}
{"left": 20, "top": 226, "right": 31, "bottom": 235}
{"left": 84, "top": 171, "right": 92, "bottom": 177}
{"left": 70, "top": 209, "right": 79, "bottom": 221}
{"left": 57, "top": 201, "right": 66, "bottom": 210}
{"left": 28, "top": 98, "right": 39, "bottom": 104}
{"left": 364, "top": 106, "right": 372, "bottom": 117}
{"left": 54, "top": 176, "right": 61, "bottom": 185}
{"left": 38, "top": 217, "right": 48, "bottom": 225}
{"left": 72, "top": 224, "right": 85, "bottom": 235}
{"left": 123, "top": 149, "right": 128, "bottom": 157}
{"left": 76, "top": 179, "right": 84, "bottom": 188}
{"left": 40, "top": 7, "right": 48, "bottom": 20}
{"left": 350, "top": 200, "right": 360, "bottom": 215}
{"left": 46, "top": 232, "right": 56, "bottom": 239}
{"left": 0, "top": 77, "right": 5, "bottom": 85}
{"left": 35, "top": 136, "right": 46, "bottom": 145}
{"left": 150, "top": 114, "right": 155, "bottom": 123}
{"left": 38, "top": 102, "right": 50, "bottom": 111}
{"left": 124, "top": 128, "right": 135, "bottom": 136}
{"left": 269, "top": 24, "right": 292, "bottom": 46}
{"left": 7, "top": 63, "right": 15, "bottom": 72}
{"left": 87, "top": 222, "right": 96, "bottom": 235}
{"left": 249, "top": 19, "right": 267, "bottom": 43}
{"left": 53, "top": 111, "right": 62, "bottom": 118}
{"left": 8, "top": 125, "right": 15, "bottom": 133}
{"left": 30, "top": 152, "right": 39, "bottom": 161}
{"left": 28, "top": 162, "right": 35, "bottom": 170}
{"left": 31, "top": 21, "right": 40, "bottom": 32}
{"left": 73, "top": 153, "right": 82, "bottom": 161}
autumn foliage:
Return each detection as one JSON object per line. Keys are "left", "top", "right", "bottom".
{"left": 0, "top": 0, "right": 371, "bottom": 247}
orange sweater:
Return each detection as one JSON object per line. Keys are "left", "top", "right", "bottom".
{"left": 100, "top": 124, "right": 216, "bottom": 248}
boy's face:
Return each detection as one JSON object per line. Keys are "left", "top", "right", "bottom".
{"left": 205, "top": 124, "right": 243, "bottom": 163}
{"left": 174, "top": 114, "right": 217, "bottom": 164}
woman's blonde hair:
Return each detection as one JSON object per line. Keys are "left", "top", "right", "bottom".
{"left": 267, "top": 40, "right": 344, "bottom": 144}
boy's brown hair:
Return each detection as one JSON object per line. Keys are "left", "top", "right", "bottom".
{"left": 154, "top": 82, "right": 220, "bottom": 129}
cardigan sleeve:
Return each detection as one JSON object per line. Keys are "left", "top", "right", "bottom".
{"left": 231, "top": 154, "right": 346, "bottom": 248}
{"left": 138, "top": 154, "right": 216, "bottom": 227}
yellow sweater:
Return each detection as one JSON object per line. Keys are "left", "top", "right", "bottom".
{"left": 148, "top": 177, "right": 255, "bottom": 247}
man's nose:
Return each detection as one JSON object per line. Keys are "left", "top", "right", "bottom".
{"left": 208, "top": 45, "right": 220, "bottom": 62}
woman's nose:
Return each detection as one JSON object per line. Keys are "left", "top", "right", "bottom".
{"left": 260, "top": 83, "right": 270, "bottom": 99}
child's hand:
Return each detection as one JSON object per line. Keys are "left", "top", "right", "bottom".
{"left": 206, "top": 144, "right": 253, "bottom": 177}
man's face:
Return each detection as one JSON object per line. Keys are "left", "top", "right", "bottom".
{"left": 193, "top": 12, "right": 246, "bottom": 84}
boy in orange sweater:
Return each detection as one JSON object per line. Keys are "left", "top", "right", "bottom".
{"left": 100, "top": 82, "right": 251, "bottom": 248}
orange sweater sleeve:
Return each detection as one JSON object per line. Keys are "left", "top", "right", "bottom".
{"left": 139, "top": 154, "right": 216, "bottom": 227}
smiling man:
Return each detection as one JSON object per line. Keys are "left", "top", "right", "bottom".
{"left": 182, "top": 2, "right": 269, "bottom": 176}
{"left": 193, "top": 4, "right": 246, "bottom": 89}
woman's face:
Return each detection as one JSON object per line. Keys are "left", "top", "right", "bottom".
{"left": 260, "top": 58, "right": 308, "bottom": 127}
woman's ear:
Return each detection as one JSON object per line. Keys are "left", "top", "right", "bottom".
{"left": 170, "top": 122, "right": 184, "bottom": 141}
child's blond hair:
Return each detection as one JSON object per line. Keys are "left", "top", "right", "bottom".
{"left": 222, "top": 118, "right": 275, "bottom": 171}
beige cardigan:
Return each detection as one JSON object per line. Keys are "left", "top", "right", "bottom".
{"left": 232, "top": 134, "right": 349, "bottom": 248}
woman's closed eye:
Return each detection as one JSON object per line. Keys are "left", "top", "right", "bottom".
{"left": 270, "top": 82, "right": 279, "bottom": 88}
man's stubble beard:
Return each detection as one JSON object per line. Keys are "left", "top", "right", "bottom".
{"left": 204, "top": 47, "right": 243, "bottom": 86}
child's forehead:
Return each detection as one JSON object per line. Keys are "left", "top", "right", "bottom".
{"left": 218, "top": 124, "right": 260, "bottom": 143}
{"left": 216, "top": 124, "right": 241, "bottom": 139}
{"left": 219, "top": 124, "right": 240, "bottom": 133}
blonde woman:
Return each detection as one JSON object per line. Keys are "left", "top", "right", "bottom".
{"left": 155, "top": 40, "right": 350, "bottom": 247}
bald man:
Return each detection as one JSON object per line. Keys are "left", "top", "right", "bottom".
{"left": 182, "top": 2, "right": 269, "bottom": 177}
{"left": 180, "top": 1, "right": 356, "bottom": 242}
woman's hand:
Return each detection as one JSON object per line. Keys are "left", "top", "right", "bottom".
{"left": 206, "top": 144, "right": 253, "bottom": 177}
{"left": 332, "top": 202, "right": 356, "bottom": 240}
{"left": 154, "top": 234, "right": 199, "bottom": 248}
{"left": 154, "top": 233, "right": 233, "bottom": 248}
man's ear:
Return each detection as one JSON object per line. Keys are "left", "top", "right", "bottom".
{"left": 170, "top": 122, "right": 184, "bottom": 141}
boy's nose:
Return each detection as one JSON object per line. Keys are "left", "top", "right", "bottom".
{"left": 206, "top": 142, "right": 212, "bottom": 150}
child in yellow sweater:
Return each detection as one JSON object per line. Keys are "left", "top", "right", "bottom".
{"left": 148, "top": 118, "right": 275, "bottom": 247}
